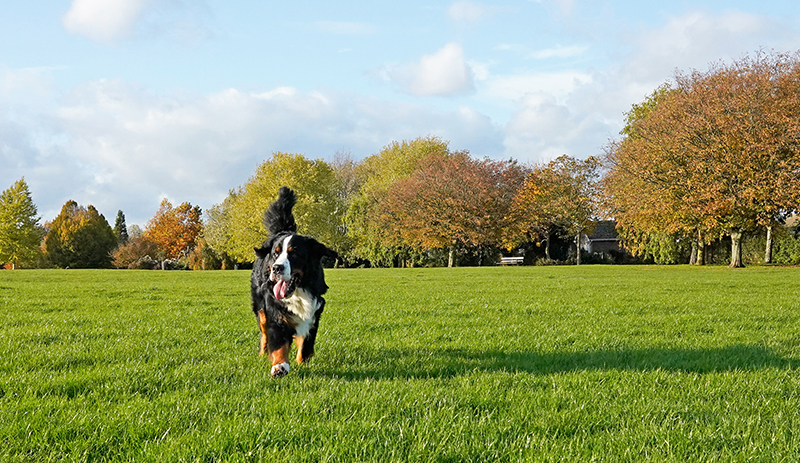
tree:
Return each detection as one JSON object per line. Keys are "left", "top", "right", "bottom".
{"left": 379, "top": 151, "right": 525, "bottom": 266}
{"left": 0, "top": 178, "right": 43, "bottom": 269}
{"left": 111, "top": 235, "right": 159, "bottom": 269}
{"left": 206, "top": 152, "right": 343, "bottom": 263}
{"left": 605, "top": 51, "right": 800, "bottom": 267}
{"left": 329, "top": 151, "right": 362, "bottom": 264}
{"left": 506, "top": 155, "right": 600, "bottom": 264}
{"left": 113, "top": 210, "right": 128, "bottom": 245}
{"left": 346, "top": 136, "right": 451, "bottom": 266}
{"left": 144, "top": 199, "right": 202, "bottom": 261}
{"left": 45, "top": 201, "right": 116, "bottom": 268}
{"left": 204, "top": 190, "right": 238, "bottom": 266}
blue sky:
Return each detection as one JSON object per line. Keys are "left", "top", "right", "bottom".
{"left": 3, "top": 0, "right": 800, "bottom": 226}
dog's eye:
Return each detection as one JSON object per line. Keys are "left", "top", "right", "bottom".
{"left": 287, "top": 246, "right": 293, "bottom": 253}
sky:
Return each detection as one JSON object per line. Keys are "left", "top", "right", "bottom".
{"left": 3, "top": 0, "right": 800, "bottom": 226}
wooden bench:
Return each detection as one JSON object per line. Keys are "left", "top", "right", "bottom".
{"left": 498, "top": 256, "right": 524, "bottom": 266}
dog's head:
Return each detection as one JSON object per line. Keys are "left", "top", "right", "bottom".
{"left": 255, "top": 233, "right": 338, "bottom": 300}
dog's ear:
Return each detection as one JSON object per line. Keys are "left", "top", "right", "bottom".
{"left": 254, "top": 246, "right": 270, "bottom": 259}
{"left": 311, "top": 239, "right": 338, "bottom": 261}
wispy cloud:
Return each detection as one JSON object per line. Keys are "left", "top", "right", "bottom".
{"left": 315, "top": 21, "right": 377, "bottom": 35}
{"left": 447, "top": 1, "right": 489, "bottom": 24}
{"left": 529, "top": 44, "right": 588, "bottom": 60}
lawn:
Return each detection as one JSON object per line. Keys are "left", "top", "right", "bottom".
{"left": 1, "top": 266, "right": 800, "bottom": 462}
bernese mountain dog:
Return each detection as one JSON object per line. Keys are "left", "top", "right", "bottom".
{"left": 251, "top": 187, "right": 338, "bottom": 378}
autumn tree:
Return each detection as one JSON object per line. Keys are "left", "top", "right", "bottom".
{"left": 505, "top": 155, "right": 600, "bottom": 264}
{"left": 144, "top": 199, "right": 202, "bottom": 261}
{"left": 605, "top": 51, "right": 800, "bottom": 267}
{"left": 45, "top": 201, "right": 116, "bottom": 268}
{"left": 111, "top": 234, "right": 159, "bottom": 269}
{"left": 0, "top": 178, "right": 43, "bottom": 269}
{"left": 379, "top": 151, "right": 525, "bottom": 267}
{"left": 206, "top": 152, "right": 343, "bottom": 263}
{"left": 346, "top": 136, "right": 451, "bottom": 266}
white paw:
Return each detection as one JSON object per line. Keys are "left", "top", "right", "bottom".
{"left": 270, "top": 362, "right": 290, "bottom": 378}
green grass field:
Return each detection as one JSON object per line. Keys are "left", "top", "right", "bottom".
{"left": 1, "top": 266, "right": 800, "bottom": 462}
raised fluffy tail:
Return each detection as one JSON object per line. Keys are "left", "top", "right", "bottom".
{"left": 263, "top": 187, "right": 297, "bottom": 235}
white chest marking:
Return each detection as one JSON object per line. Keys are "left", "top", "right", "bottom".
{"left": 283, "top": 287, "right": 320, "bottom": 337}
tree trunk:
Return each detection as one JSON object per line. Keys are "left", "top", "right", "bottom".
{"left": 729, "top": 228, "right": 745, "bottom": 268}
{"left": 544, "top": 230, "right": 551, "bottom": 260}
{"left": 765, "top": 225, "right": 773, "bottom": 264}
{"left": 695, "top": 233, "right": 705, "bottom": 266}
{"left": 575, "top": 231, "right": 582, "bottom": 266}
{"left": 448, "top": 247, "right": 455, "bottom": 268}
{"left": 690, "top": 241, "right": 698, "bottom": 265}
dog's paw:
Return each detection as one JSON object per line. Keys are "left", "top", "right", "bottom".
{"left": 270, "top": 362, "right": 290, "bottom": 378}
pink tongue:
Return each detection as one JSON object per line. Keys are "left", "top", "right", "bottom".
{"left": 273, "top": 279, "right": 288, "bottom": 300}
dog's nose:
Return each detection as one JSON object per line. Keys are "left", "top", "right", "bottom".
{"left": 272, "top": 263, "right": 285, "bottom": 274}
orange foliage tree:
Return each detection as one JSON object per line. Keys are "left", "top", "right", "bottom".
{"left": 378, "top": 151, "right": 525, "bottom": 267}
{"left": 605, "top": 51, "right": 800, "bottom": 267}
{"left": 144, "top": 199, "right": 202, "bottom": 260}
{"left": 505, "top": 155, "right": 600, "bottom": 264}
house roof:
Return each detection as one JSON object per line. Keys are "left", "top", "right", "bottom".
{"left": 588, "top": 220, "right": 619, "bottom": 241}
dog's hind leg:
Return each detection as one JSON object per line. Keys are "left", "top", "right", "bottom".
{"left": 297, "top": 306, "right": 323, "bottom": 364}
{"left": 295, "top": 335, "right": 315, "bottom": 364}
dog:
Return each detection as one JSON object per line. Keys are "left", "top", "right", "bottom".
{"left": 251, "top": 187, "right": 338, "bottom": 377}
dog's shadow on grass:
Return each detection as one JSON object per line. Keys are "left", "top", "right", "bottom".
{"left": 313, "top": 344, "right": 798, "bottom": 380}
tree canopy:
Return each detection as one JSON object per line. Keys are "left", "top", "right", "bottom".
{"left": 0, "top": 178, "right": 43, "bottom": 269}
{"left": 604, "top": 51, "right": 800, "bottom": 267}
{"left": 505, "top": 155, "right": 600, "bottom": 262}
{"left": 378, "top": 151, "right": 526, "bottom": 266}
{"left": 205, "top": 152, "right": 343, "bottom": 263}
{"left": 344, "top": 136, "right": 452, "bottom": 265}
{"left": 45, "top": 200, "right": 116, "bottom": 268}
{"left": 144, "top": 199, "right": 202, "bottom": 260}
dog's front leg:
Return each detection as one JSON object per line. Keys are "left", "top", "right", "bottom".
{"left": 269, "top": 342, "right": 292, "bottom": 377}
{"left": 257, "top": 311, "right": 269, "bottom": 356}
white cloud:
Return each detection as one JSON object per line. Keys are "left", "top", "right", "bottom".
{"left": 62, "top": 0, "right": 151, "bottom": 41}
{"left": 380, "top": 43, "right": 475, "bottom": 97}
{"left": 503, "top": 94, "right": 611, "bottom": 162}
{"left": 625, "top": 11, "right": 795, "bottom": 83}
{"left": 486, "top": 71, "right": 592, "bottom": 103}
{"left": 1, "top": 78, "right": 502, "bottom": 225}
{"left": 62, "top": 0, "right": 212, "bottom": 44}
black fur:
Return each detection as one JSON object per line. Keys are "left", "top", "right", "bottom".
{"left": 251, "top": 187, "right": 338, "bottom": 378}
{"left": 263, "top": 186, "right": 297, "bottom": 235}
